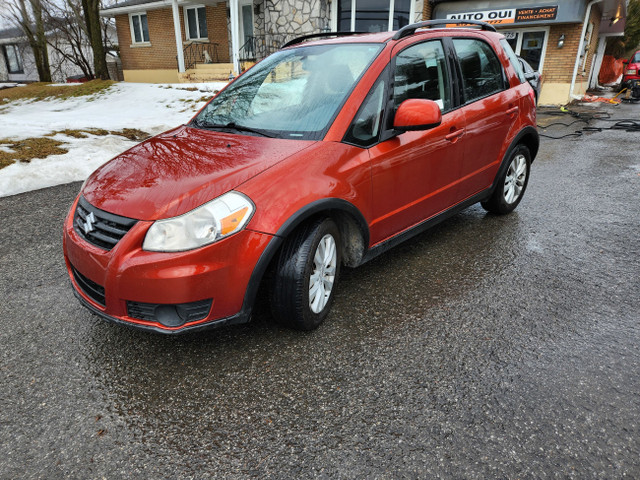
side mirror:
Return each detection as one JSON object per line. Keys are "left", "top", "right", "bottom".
{"left": 393, "top": 99, "right": 442, "bottom": 132}
{"left": 623, "top": 60, "right": 629, "bottom": 64}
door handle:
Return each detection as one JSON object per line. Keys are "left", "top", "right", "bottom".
{"left": 506, "top": 106, "right": 519, "bottom": 116}
{"left": 445, "top": 129, "right": 464, "bottom": 141}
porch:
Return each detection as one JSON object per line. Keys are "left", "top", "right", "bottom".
{"left": 176, "top": 32, "right": 296, "bottom": 82}
{"left": 101, "top": 0, "right": 332, "bottom": 83}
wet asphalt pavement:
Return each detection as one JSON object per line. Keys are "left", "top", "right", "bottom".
{"left": 1, "top": 103, "right": 639, "bottom": 479}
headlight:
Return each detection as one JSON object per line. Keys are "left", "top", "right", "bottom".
{"left": 142, "top": 191, "right": 254, "bottom": 252}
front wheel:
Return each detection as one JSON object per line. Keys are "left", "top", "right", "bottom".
{"left": 270, "top": 218, "right": 341, "bottom": 331}
{"left": 481, "top": 145, "right": 531, "bottom": 215}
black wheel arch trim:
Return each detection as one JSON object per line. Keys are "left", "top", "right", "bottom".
{"left": 273, "top": 198, "right": 370, "bottom": 247}
{"left": 488, "top": 126, "right": 538, "bottom": 197}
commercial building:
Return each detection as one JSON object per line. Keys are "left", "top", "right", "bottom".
{"left": 425, "top": 0, "right": 628, "bottom": 104}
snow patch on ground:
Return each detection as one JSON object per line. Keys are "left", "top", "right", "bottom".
{"left": 0, "top": 134, "right": 136, "bottom": 197}
{"left": 0, "top": 81, "right": 227, "bottom": 197}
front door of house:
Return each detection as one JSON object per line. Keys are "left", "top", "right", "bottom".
{"left": 239, "top": 0, "right": 254, "bottom": 57}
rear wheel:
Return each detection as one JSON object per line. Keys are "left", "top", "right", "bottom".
{"left": 481, "top": 145, "right": 531, "bottom": 214}
{"left": 270, "top": 218, "right": 341, "bottom": 331}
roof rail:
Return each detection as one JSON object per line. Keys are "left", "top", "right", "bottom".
{"left": 281, "top": 31, "right": 368, "bottom": 48}
{"left": 392, "top": 19, "right": 497, "bottom": 40}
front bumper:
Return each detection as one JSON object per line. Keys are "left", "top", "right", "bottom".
{"left": 63, "top": 196, "right": 274, "bottom": 333}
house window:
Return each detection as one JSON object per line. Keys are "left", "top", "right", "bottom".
{"left": 3, "top": 45, "right": 23, "bottom": 74}
{"left": 185, "top": 6, "right": 208, "bottom": 40}
{"left": 130, "top": 13, "right": 150, "bottom": 43}
{"left": 338, "top": 0, "right": 412, "bottom": 33}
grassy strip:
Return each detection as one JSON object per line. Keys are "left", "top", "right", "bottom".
{"left": 0, "top": 138, "right": 68, "bottom": 169}
{"left": 0, "top": 80, "right": 115, "bottom": 102}
{"left": 0, "top": 128, "right": 150, "bottom": 170}
{"left": 45, "top": 128, "right": 150, "bottom": 141}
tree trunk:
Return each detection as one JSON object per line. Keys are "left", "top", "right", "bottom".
{"left": 31, "top": 0, "right": 51, "bottom": 82}
{"left": 17, "top": 0, "right": 52, "bottom": 82}
{"left": 81, "top": 0, "right": 109, "bottom": 80}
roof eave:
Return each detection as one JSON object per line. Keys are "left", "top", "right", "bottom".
{"left": 99, "top": 0, "right": 180, "bottom": 16}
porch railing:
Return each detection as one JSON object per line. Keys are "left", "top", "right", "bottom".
{"left": 239, "top": 34, "right": 297, "bottom": 62}
{"left": 180, "top": 42, "right": 220, "bottom": 70}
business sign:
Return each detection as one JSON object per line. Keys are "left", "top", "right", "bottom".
{"left": 446, "top": 6, "right": 558, "bottom": 25}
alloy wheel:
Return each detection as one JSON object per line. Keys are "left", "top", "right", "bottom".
{"left": 504, "top": 153, "right": 527, "bottom": 204}
{"left": 309, "top": 233, "right": 337, "bottom": 314}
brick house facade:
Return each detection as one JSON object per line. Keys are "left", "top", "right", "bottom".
{"left": 109, "top": 2, "right": 230, "bottom": 82}
{"left": 101, "top": 0, "right": 426, "bottom": 83}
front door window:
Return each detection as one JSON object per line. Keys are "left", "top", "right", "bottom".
{"left": 501, "top": 29, "right": 547, "bottom": 71}
{"left": 240, "top": 3, "right": 255, "bottom": 58}
{"left": 520, "top": 31, "right": 545, "bottom": 71}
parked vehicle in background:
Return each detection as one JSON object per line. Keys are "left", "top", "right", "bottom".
{"left": 621, "top": 50, "right": 640, "bottom": 97}
{"left": 63, "top": 20, "right": 538, "bottom": 334}
{"left": 518, "top": 57, "right": 541, "bottom": 104}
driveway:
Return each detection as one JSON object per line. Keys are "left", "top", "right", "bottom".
{"left": 1, "top": 104, "right": 639, "bottom": 478}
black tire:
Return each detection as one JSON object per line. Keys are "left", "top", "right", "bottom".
{"left": 481, "top": 144, "right": 531, "bottom": 215}
{"left": 270, "top": 217, "right": 341, "bottom": 331}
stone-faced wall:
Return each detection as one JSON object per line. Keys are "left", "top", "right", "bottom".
{"left": 263, "top": 0, "right": 331, "bottom": 35}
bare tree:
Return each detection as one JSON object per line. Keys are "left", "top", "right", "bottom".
{"left": 44, "top": 0, "right": 95, "bottom": 79}
{"left": 81, "top": 0, "right": 108, "bottom": 79}
{"left": 4, "top": 0, "right": 52, "bottom": 82}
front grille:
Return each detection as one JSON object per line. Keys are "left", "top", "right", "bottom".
{"left": 71, "top": 266, "right": 105, "bottom": 307}
{"left": 127, "top": 299, "right": 212, "bottom": 325}
{"left": 74, "top": 196, "right": 137, "bottom": 251}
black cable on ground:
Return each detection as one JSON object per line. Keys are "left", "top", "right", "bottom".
{"left": 537, "top": 106, "right": 640, "bottom": 139}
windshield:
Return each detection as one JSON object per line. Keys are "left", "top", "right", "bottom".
{"left": 193, "top": 43, "right": 383, "bottom": 140}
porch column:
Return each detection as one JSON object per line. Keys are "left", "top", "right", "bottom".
{"left": 172, "top": 0, "right": 185, "bottom": 73}
{"left": 229, "top": 0, "right": 240, "bottom": 75}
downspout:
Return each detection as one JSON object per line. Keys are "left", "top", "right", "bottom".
{"left": 172, "top": 0, "right": 185, "bottom": 73}
{"left": 569, "top": 0, "right": 601, "bottom": 100}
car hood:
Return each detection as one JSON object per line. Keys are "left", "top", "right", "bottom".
{"left": 82, "top": 125, "right": 314, "bottom": 220}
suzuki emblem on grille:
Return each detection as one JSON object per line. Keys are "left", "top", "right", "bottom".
{"left": 83, "top": 212, "right": 96, "bottom": 234}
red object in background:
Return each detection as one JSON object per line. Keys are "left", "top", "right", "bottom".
{"left": 66, "top": 75, "right": 90, "bottom": 83}
{"left": 620, "top": 50, "right": 640, "bottom": 87}
{"left": 599, "top": 55, "right": 625, "bottom": 85}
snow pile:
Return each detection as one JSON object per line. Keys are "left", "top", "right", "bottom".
{"left": 0, "top": 81, "right": 227, "bottom": 197}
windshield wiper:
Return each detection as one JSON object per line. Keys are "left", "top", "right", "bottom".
{"left": 222, "top": 122, "right": 276, "bottom": 138}
{"left": 192, "top": 119, "right": 275, "bottom": 138}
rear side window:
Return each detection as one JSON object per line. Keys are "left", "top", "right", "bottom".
{"left": 393, "top": 40, "right": 452, "bottom": 112}
{"left": 500, "top": 38, "right": 526, "bottom": 83}
{"left": 453, "top": 38, "right": 506, "bottom": 103}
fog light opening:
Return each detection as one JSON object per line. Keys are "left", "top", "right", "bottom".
{"left": 155, "top": 305, "right": 186, "bottom": 327}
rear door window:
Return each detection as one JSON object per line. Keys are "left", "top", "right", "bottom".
{"left": 500, "top": 39, "right": 526, "bottom": 83}
{"left": 453, "top": 38, "right": 506, "bottom": 103}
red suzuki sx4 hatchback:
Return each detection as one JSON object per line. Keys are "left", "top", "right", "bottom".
{"left": 63, "top": 21, "right": 538, "bottom": 333}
